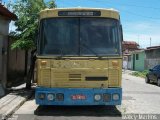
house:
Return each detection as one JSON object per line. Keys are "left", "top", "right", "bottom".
{"left": 131, "top": 50, "right": 145, "bottom": 71}
{"left": 0, "top": 3, "right": 17, "bottom": 96}
{"left": 145, "top": 46, "right": 160, "bottom": 69}
{"left": 122, "top": 41, "right": 140, "bottom": 70}
{"left": 122, "top": 41, "right": 140, "bottom": 53}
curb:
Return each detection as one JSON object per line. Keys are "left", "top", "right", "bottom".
{"left": 0, "top": 90, "right": 33, "bottom": 120}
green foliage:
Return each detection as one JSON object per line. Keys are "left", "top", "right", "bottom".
{"left": 131, "top": 70, "right": 149, "bottom": 78}
{"left": 47, "top": 0, "right": 57, "bottom": 8}
{"left": 9, "top": 0, "right": 56, "bottom": 50}
{"left": 11, "top": 40, "right": 35, "bottom": 50}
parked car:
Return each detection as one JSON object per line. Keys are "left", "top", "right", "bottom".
{"left": 145, "top": 65, "right": 160, "bottom": 87}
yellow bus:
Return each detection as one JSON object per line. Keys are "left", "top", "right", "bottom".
{"left": 35, "top": 8, "right": 123, "bottom": 105}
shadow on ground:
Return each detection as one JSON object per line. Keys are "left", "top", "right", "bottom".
{"left": 34, "top": 105, "right": 121, "bottom": 117}
{"left": 7, "top": 71, "right": 26, "bottom": 88}
{"left": 148, "top": 82, "right": 159, "bottom": 87}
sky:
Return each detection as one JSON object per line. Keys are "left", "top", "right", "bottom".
{"left": 3, "top": 0, "right": 160, "bottom": 48}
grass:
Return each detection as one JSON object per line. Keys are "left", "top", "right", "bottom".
{"left": 131, "top": 70, "right": 149, "bottom": 78}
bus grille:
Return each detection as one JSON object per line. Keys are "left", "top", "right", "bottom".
{"left": 41, "top": 69, "right": 50, "bottom": 87}
{"left": 69, "top": 74, "right": 81, "bottom": 81}
{"left": 108, "top": 69, "right": 119, "bottom": 86}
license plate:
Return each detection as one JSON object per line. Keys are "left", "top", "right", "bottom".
{"left": 71, "top": 95, "right": 86, "bottom": 100}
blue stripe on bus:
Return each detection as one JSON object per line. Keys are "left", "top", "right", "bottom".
{"left": 35, "top": 87, "right": 122, "bottom": 105}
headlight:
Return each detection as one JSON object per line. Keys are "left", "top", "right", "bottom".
{"left": 56, "top": 93, "right": 64, "bottom": 101}
{"left": 38, "top": 93, "right": 45, "bottom": 100}
{"left": 94, "top": 94, "right": 101, "bottom": 101}
{"left": 47, "top": 93, "right": 55, "bottom": 101}
{"left": 112, "top": 94, "right": 120, "bottom": 101}
{"left": 103, "top": 94, "right": 111, "bottom": 102}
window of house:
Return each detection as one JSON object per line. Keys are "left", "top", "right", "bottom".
{"left": 136, "top": 54, "right": 139, "bottom": 60}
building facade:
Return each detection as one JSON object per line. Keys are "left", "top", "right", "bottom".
{"left": 145, "top": 46, "right": 160, "bottom": 69}
{"left": 131, "top": 50, "right": 145, "bottom": 71}
{"left": 0, "top": 3, "right": 17, "bottom": 91}
{"left": 122, "top": 41, "right": 140, "bottom": 70}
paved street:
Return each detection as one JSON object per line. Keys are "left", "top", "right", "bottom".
{"left": 8, "top": 71, "right": 160, "bottom": 120}
{"left": 122, "top": 71, "right": 160, "bottom": 114}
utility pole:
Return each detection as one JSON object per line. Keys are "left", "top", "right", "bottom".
{"left": 150, "top": 37, "right": 152, "bottom": 47}
{"left": 138, "top": 35, "right": 139, "bottom": 44}
{"left": 138, "top": 35, "right": 140, "bottom": 48}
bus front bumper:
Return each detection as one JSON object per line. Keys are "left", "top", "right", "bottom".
{"left": 35, "top": 87, "right": 122, "bottom": 106}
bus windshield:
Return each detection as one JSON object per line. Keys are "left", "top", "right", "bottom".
{"left": 39, "top": 18, "right": 122, "bottom": 56}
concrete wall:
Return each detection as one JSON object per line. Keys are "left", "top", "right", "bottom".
{"left": 123, "top": 55, "right": 132, "bottom": 70}
{"left": 8, "top": 39, "right": 25, "bottom": 73}
{"left": 145, "top": 48, "right": 160, "bottom": 69}
{"left": 0, "top": 15, "right": 10, "bottom": 88}
{"left": 0, "top": 16, "right": 10, "bottom": 34}
{"left": 127, "top": 55, "right": 132, "bottom": 69}
{"left": 145, "top": 58, "right": 160, "bottom": 69}
{"left": 0, "top": 35, "right": 2, "bottom": 80}
{"left": 146, "top": 48, "right": 160, "bottom": 59}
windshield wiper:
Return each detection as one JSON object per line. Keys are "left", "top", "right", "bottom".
{"left": 80, "top": 42, "right": 102, "bottom": 59}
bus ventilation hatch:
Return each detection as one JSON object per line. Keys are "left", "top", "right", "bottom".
{"left": 69, "top": 74, "right": 81, "bottom": 81}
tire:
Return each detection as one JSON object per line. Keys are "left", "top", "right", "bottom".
{"left": 145, "top": 76, "right": 150, "bottom": 84}
{"left": 157, "top": 78, "right": 160, "bottom": 87}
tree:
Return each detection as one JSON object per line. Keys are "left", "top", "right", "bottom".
{"left": 48, "top": 0, "right": 57, "bottom": 8}
{"left": 9, "top": 0, "right": 56, "bottom": 75}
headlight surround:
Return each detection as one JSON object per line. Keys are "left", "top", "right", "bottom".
{"left": 38, "top": 93, "right": 45, "bottom": 100}
{"left": 103, "top": 93, "right": 111, "bottom": 102}
{"left": 56, "top": 93, "right": 64, "bottom": 101}
{"left": 94, "top": 94, "right": 101, "bottom": 101}
{"left": 112, "top": 93, "right": 120, "bottom": 101}
{"left": 47, "top": 93, "right": 55, "bottom": 101}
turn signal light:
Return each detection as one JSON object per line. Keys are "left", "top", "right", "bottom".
{"left": 112, "top": 61, "right": 118, "bottom": 66}
{"left": 41, "top": 61, "right": 47, "bottom": 66}
{"left": 38, "top": 93, "right": 45, "bottom": 100}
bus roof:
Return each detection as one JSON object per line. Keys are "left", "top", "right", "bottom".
{"left": 39, "top": 8, "right": 120, "bottom": 20}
